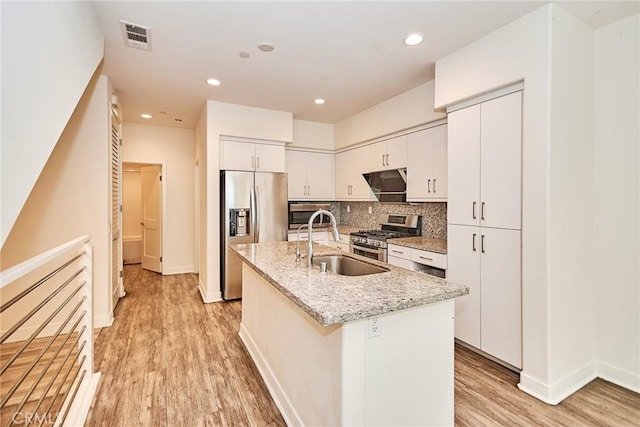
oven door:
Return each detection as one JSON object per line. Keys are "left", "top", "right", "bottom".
{"left": 350, "top": 243, "right": 386, "bottom": 262}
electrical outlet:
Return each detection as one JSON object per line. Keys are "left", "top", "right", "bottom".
{"left": 368, "top": 206, "right": 373, "bottom": 214}
{"left": 347, "top": 205, "right": 351, "bottom": 213}
{"left": 368, "top": 316, "right": 381, "bottom": 337}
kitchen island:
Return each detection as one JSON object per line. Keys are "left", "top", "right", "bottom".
{"left": 232, "top": 241, "right": 468, "bottom": 426}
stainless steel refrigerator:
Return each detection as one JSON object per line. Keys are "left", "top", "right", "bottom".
{"left": 220, "top": 170, "right": 288, "bottom": 300}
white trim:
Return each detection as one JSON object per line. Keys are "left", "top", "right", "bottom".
{"left": 597, "top": 361, "right": 640, "bottom": 393}
{"left": 198, "top": 278, "right": 222, "bottom": 303}
{"left": 446, "top": 81, "right": 524, "bottom": 113}
{"left": 334, "top": 118, "right": 448, "bottom": 154}
{"left": 163, "top": 265, "right": 195, "bottom": 275}
{"left": 93, "top": 313, "right": 114, "bottom": 329}
{"left": 60, "top": 372, "right": 101, "bottom": 427}
{"left": 0, "top": 235, "right": 91, "bottom": 288}
{"left": 518, "top": 361, "right": 597, "bottom": 405}
{"left": 219, "top": 135, "right": 289, "bottom": 146}
{"left": 239, "top": 323, "right": 302, "bottom": 427}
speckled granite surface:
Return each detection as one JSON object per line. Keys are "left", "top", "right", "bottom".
{"left": 231, "top": 241, "right": 467, "bottom": 326}
{"left": 387, "top": 237, "right": 447, "bottom": 254}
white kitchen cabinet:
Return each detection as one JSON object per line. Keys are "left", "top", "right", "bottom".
{"left": 287, "top": 230, "right": 329, "bottom": 242}
{"left": 335, "top": 147, "right": 375, "bottom": 200}
{"left": 387, "top": 244, "right": 447, "bottom": 273}
{"left": 388, "top": 255, "right": 413, "bottom": 270}
{"left": 367, "top": 135, "right": 407, "bottom": 172}
{"left": 320, "top": 234, "right": 350, "bottom": 252}
{"left": 448, "top": 224, "right": 521, "bottom": 368}
{"left": 220, "top": 140, "right": 286, "bottom": 173}
{"left": 286, "top": 150, "right": 334, "bottom": 200}
{"left": 407, "top": 125, "right": 448, "bottom": 201}
{"left": 447, "top": 92, "right": 521, "bottom": 229}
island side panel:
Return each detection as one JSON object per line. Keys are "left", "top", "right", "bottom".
{"left": 361, "top": 300, "right": 455, "bottom": 426}
{"left": 239, "top": 263, "right": 343, "bottom": 426}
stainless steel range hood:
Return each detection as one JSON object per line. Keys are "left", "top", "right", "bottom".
{"left": 362, "top": 168, "right": 407, "bottom": 202}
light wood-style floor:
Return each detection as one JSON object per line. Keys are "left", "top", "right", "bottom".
{"left": 86, "top": 265, "right": 639, "bottom": 426}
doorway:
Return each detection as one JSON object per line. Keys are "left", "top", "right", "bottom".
{"left": 122, "top": 162, "right": 164, "bottom": 274}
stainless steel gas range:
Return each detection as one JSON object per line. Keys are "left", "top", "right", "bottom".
{"left": 350, "top": 214, "right": 421, "bottom": 262}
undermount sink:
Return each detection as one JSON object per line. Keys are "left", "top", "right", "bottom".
{"left": 312, "top": 255, "right": 389, "bottom": 276}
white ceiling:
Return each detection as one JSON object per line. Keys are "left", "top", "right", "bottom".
{"left": 91, "top": 1, "right": 639, "bottom": 129}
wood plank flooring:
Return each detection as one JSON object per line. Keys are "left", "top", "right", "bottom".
{"left": 86, "top": 265, "right": 639, "bottom": 426}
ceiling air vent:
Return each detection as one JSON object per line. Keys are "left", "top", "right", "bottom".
{"left": 120, "top": 20, "right": 152, "bottom": 51}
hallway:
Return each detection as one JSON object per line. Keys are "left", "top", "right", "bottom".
{"left": 86, "top": 265, "right": 639, "bottom": 426}
{"left": 85, "top": 265, "right": 284, "bottom": 426}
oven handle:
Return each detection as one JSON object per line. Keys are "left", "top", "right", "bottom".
{"left": 350, "top": 244, "right": 382, "bottom": 255}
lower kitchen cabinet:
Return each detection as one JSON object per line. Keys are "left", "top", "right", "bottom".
{"left": 447, "top": 224, "right": 521, "bottom": 369}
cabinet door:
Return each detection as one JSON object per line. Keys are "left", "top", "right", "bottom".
{"left": 305, "top": 152, "right": 334, "bottom": 200}
{"left": 406, "top": 129, "right": 432, "bottom": 200}
{"left": 447, "top": 105, "right": 481, "bottom": 226}
{"left": 431, "top": 126, "right": 448, "bottom": 200}
{"left": 386, "top": 135, "right": 407, "bottom": 169}
{"left": 255, "top": 144, "right": 285, "bottom": 173}
{"left": 388, "top": 255, "right": 413, "bottom": 270}
{"left": 368, "top": 141, "right": 387, "bottom": 172}
{"left": 480, "top": 92, "right": 522, "bottom": 230}
{"left": 334, "top": 150, "right": 351, "bottom": 199}
{"left": 285, "top": 150, "right": 308, "bottom": 199}
{"left": 220, "top": 140, "right": 256, "bottom": 171}
{"left": 479, "top": 227, "right": 521, "bottom": 368}
{"left": 388, "top": 244, "right": 410, "bottom": 260}
{"left": 448, "top": 224, "right": 481, "bottom": 348}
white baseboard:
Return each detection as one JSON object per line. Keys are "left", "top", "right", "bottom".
{"left": 238, "top": 323, "right": 302, "bottom": 427}
{"left": 597, "top": 361, "right": 640, "bottom": 393}
{"left": 198, "top": 278, "right": 222, "bottom": 303}
{"left": 163, "top": 265, "right": 195, "bottom": 275}
{"left": 519, "top": 361, "right": 597, "bottom": 405}
{"left": 64, "top": 372, "right": 101, "bottom": 427}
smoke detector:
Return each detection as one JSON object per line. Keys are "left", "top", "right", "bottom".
{"left": 120, "top": 20, "right": 152, "bottom": 51}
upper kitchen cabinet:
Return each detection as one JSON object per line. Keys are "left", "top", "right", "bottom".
{"left": 448, "top": 91, "right": 522, "bottom": 229}
{"left": 335, "top": 146, "right": 375, "bottom": 201}
{"left": 220, "top": 139, "right": 286, "bottom": 173}
{"left": 367, "top": 135, "right": 407, "bottom": 172}
{"left": 285, "top": 149, "right": 334, "bottom": 200}
{"left": 406, "top": 125, "right": 447, "bottom": 202}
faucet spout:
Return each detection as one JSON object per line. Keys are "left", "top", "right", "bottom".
{"left": 307, "top": 209, "right": 339, "bottom": 269}
{"left": 295, "top": 224, "right": 309, "bottom": 262}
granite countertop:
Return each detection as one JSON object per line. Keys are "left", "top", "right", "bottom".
{"left": 387, "top": 236, "right": 448, "bottom": 255}
{"left": 231, "top": 241, "right": 467, "bottom": 326}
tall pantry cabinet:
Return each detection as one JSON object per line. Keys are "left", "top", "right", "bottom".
{"left": 447, "top": 91, "right": 522, "bottom": 369}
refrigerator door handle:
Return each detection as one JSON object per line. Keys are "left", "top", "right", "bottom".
{"left": 253, "top": 185, "right": 260, "bottom": 242}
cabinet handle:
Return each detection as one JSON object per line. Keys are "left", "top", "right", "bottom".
{"left": 386, "top": 154, "right": 390, "bottom": 166}
{"left": 391, "top": 250, "right": 404, "bottom": 254}
{"left": 303, "top": 186, "right": 307, "bottom": 196}
{"left": 472, "top": 201, "right": 477, "bottom": 219}
{"left": 382, "top": 154, "right": 385, "bottom": 166}
{"left": 481, "top": 202, "right": 485, "bottom": 220}
{"left": 251, "top": 156, "right": 255, "bottom": 168}
{"left": 418, "top": 256, "right": 433, "bottom": 261}
{"left": 427, "top": 179, "right": 431, "bottom": 193}
{"left": 472, "top": 233, "right": 477, "bottom": 252}
{"left": 256, "top": 157, "right": 260, "bottom": 169}
{"left": 307, "top": 185, "right": 311, "bottom": 196}
{"left": 481, "top": 234, "right": 486, "bottom": 253}
{"left": 433, "top": 179, "right": 437, "bottom": 193}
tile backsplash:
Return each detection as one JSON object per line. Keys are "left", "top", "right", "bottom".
{"left": 337, "top": 201, "right": 447, "bottom": 239}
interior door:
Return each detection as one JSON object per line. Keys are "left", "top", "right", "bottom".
{"left": 110, "top": 110, "right": 123, "bottom": 310}
{"left": 141, "top": 165, "right": 162, "bottom": 273}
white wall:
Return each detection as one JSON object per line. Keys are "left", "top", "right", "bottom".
{"left": 122, "top": 123, "right": 196, "bottom": 275}
{"left": 292, "top": 120, "right": 334, "bottom": 150}
{"left": 435, "top": 4, "right": 640, "bottom": 400}
{"left": 1, "top": 1, "right": 103, "bottom": 246}
{"left": 594, "top": 14, "right": 640, "bottom": 391}
{"left": 202, "top": 101, "right": 292, "bottom": 302}
{"left": 334, "top": 80, "right": 445, "bottom": 149}
{"left": 0, "top": 74, "right": 113, "bottom": 328}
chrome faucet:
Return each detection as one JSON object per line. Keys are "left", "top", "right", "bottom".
{"left": 307, "top": 209, "right": 340, "bottom": 269}
{"left": 295, "top": 224, "right": 309, "bottom": 262}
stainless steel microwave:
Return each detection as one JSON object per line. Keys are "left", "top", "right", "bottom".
{"left": 288, "top": 203, "right": 331, "bottom": 229}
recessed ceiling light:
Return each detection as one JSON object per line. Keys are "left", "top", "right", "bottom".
{"left": 258, "top": 42, "right": 275, "bottom": 52}
{"left": 140, "top": 113, "right": 152, "bottom": 119}
{"left": 403, "top": 33, "right": 424, "bottom": 46}
{"left": 206, "top": 78, "right": 221, "bottom": 86}
{"left": 314, "top": 98, "right": 326, "bottom": 105}
{"left": 239, "top": 51, "right": 250, "bottom": 59}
